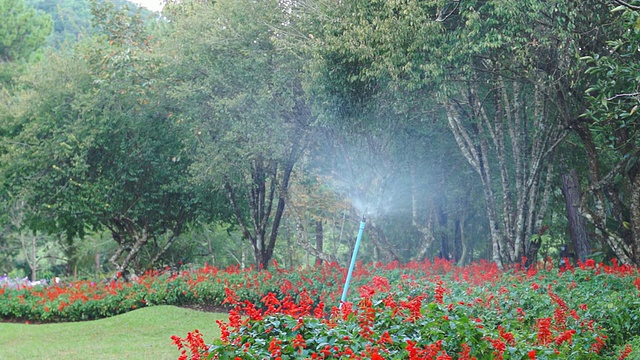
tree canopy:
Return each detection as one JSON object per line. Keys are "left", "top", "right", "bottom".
{"left": 0, "top": 0, "right": 52, "bottom": 86}
{"left": 3, "top": 0, "right": 640, "bottom": 277}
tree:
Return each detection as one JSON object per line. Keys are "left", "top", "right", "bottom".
{"left": 163, "top": 0, "right": 314, "bottom": 269}
{"left": 1, "top": 0, "right": 218, "bottom": 277}
{"left": 0, "top": 0, "right": 52, "bottom": 61}
{"left": 561, "top": 169, "right": 591, "bottom": 262}
{"left": 0, "top": 0, "right": 52, "bottom": 86}
{"left": 285, "top": 173, "right": 350, "bottom": 266}
{"left": 25, "top": 0, "right": 92, "bottom": 47}
{"left": 278, "top": 0, "right": 490, "bottom": 265}
{"left": 580, "top": 4, "right": 640, "bottom": 265}
{"left": 301, "top": 0, "right": 581, "bottom": 267}
{"left": 25, "top": 0, "right": 157, "bottom": 48}
{"left": 0, "top": 1, "right": 51, "bottom": 265}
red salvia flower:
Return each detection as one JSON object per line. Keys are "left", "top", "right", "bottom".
{"left": 486, "top": 336, "right": 506, "bottom": 360}
{"left": 590, "top": 335, "right": 607, "bottom": 354}
{"left": 498, "top": 325, "right": 516, "bottom": 345}
{"left": 536, "top": 317, "right": 553, "bottom": 346}
{"left": 292, "top": 333, "right": 306, "bottom": 352}
{"left": 618, "top": 344, "right": 633, "bottom": 360}
{"left": 377, "top": 331, "right": 393, "bottom": 345}
{"left": 359, "top": 284, "right": 376, "bottom": 298}
{"left": 313, "top": 301, "right": 325, "bottom": 318}
{"left": 458, "top": 343, "right": 477, "bottom": 360}
{"left": 372, "top": 275, "right": 391, "bottom": 292}
{"left": 268, "top": 337, "right": 282, "bottom": 357}
{"left": 554, "top": 329, "right": 576, "bottom": 346}
{"left": 434, "top": 280, "right": 447, "bottom": 304}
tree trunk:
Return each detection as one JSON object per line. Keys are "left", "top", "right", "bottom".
{"left": 315, "top": 220, "right": 324, "bottom": 266}
{"left": 29, "top": 233, "right": 37, "bottom": 281}
{"left": 148, "top": 227, "right": 182, "bottom": 268}
{"left": 630, "top": 173, "right": 640, "bottom": 264}
{"left": 437, "top": 204, "right": 449, "bottom": 260}
{"left": 411, "top": 163, "right": 435, "bottom": 255}
{"left": 453, "top": 218, "right": 462, "bottom": 262}
{"left": 107, "top": 217, "right": 149, "bottom": 279}
{"left": 412, "top": 208, "right": 435, "bottom": 262}
{"left": 296, "top": 236, "right": 337, "bottom": 264}
{"left": 18, "top": 232, "right": 38, "bottom": 281}
{"left": 446, "top": 103, "right": 503, "bottom": 268}
{"left": 445, "top": 72, "right": 564, "bottom": 269}
{"left": 207, "top": 236, "right": 215, "bottom": 266}
{"left": 225, "top": 141, "right": 299, "bottom": 270}
{"left": 95, "top": 250, "right": 101, "bottom": 281}
{"left": 286, "top": 224, "right": 293, "bottom": 267}
{"left": 561, "top": 169, "right": 591, "bottom": 262}
{"left": 573, "top": 123, "right": 634, "bottom": 264}
{"left": 368, "top": 218, "right": 399, "bottom": 262}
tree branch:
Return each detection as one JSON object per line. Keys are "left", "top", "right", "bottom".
{"left": 224, "top": 178, "right": 255, "bottom": 245}
{"left": 606, "top": 92, "right": 640, "bottom": 101}
{"left": 586, "top": 147, "right": 640, "bottom": 193}
{"left": 610, "top": 0, "right": 640, "bottom": 11}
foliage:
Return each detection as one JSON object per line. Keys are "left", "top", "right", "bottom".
{"left": 163, "top": 0, "right": 314, "bottom": 269}
{"left": 0, "top": 0, "right": 223, "bottom": 276}
{"left": 174, "top": 260, "right": 640, "bottom": 359}
{"left": 580, "top": 4, "right": 640, "bottom": 265}
{"left": 0, "top": 0, "right": 52, "bottom": 86}
{"left": 300, "top": 0, "right": 592, "bottom": 267}
{"left": 25, "top": 0, "right": 156, "bottom": 48}
{"left": 4, "top": 0, "right": 640, "bottom": 285}
{"left": 3, "top": 257, "right": 640, "bottom": 358}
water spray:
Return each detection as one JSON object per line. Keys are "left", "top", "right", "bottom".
{"left": 340, "top": 212, "right": 366, "bottom": 306}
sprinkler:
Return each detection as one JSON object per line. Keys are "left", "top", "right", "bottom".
{"left": 340, "top": 213, "right": 366, "bottom": 306}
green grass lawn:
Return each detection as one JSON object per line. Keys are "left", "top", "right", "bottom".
{"left": 0, "top": 305, "right": 226, "bottom": 360}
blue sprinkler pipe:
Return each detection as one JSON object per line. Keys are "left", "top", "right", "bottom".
{"left": 340, "top": 214, "right": 366, "bottom": 306}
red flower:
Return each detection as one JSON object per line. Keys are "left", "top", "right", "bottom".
{"left": 434, "top": 281, "right": 447, "bottom": 304}
{"left": 359, "top": 284, "right": 376, "bottom": 298}
{"left": 313, "top": 301, "right": 325, "bottom": 318}
{"left": 498, "top": 325, "right": 516, "bottom": 345}
{"left": 619, "top": 344, "right": 633, "bottom": 360}
{"left": 171, "top": 335, "right": 183, "bottom": 350}
{"left": 372, "top": 276, "right": 391, "bottom": 292}
{"left": 222, "top": 287, "right": 238, "bottom": 305}
{"left": 339, "top": 301, "right": 353, "bottom": 320}
{"left": 268, "top": 337, "right": 282, "bottom": 357}
{"left": 590, "top": 335, "right": 607, "bottom": 354}
{"left": 486, "top": 336, "right": 506, "bottom": 360}
{"left": 528, "top": 349, "right": 536, "bottom": 359}
{"left": 554, "top": 330, "right": 576, "bottom": 346}
{"left": 369, "top": 347, "right": 385, "bottom": 360}
{"left": 458, "top": 343, "right": 477, "bottom": 360}
{"left": 536, "top": 318, "right": 553, "bottom": 346}
{"left": 377, "top": 331, "right": 393, "bottom": 345}
{"left": 292, "top": 333, "right": 306, "bottom": 351}
{"left": 172, "top": 329, "right": 209, "bottom": 360}
{"left": 216, "top": 320, "right": 230, "bottom": 342}
{"left": 531, "top": 282, "right": 539, "bottom": 290}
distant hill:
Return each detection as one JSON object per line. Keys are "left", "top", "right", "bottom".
{"left": 26, "top": 0, "right": 157, "bottom": 48}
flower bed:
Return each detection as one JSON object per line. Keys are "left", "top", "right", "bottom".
{"left": 172, "top": 259, "right": 640, "bottom": 359}
{"left": 2, "top": 258, "right": 640, "bottom": 358}
{"left": 0, "top": 259, "right": 458, "bottom": 323}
